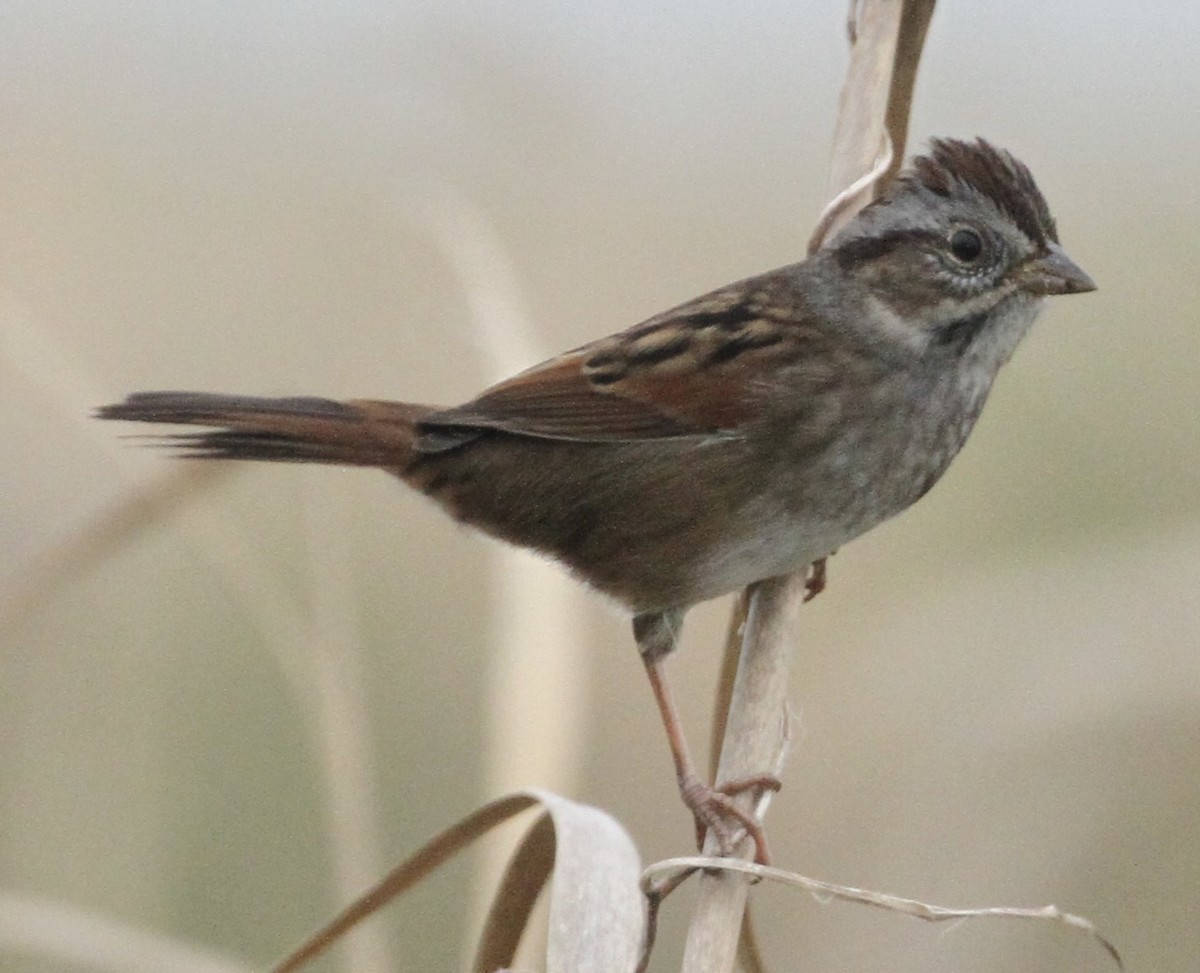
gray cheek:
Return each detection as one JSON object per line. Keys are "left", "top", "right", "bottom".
{"left": 959, "top": 293, "right": 1043, "bottom": 377}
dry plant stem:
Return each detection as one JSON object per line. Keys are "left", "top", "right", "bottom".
{"left": 682, "top": 2, "right": 937, "bottom": 970}
{"left": 825, "top": 0, "right": 904, "bottom": 220}
{"left": 651, "top": 857, "right": 1122, "bottom": 972}
{"left": 825, "top": 0, "right": 936, "bottom": 236}
{"left": 680, "top": 574, "right": 803, "bottom": 971}
{"left": 707, "top": 591, "right": 751, "bottom": 780}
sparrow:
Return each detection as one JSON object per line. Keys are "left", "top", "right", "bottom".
{"left": 98, "top": 138, "right": 1096, "bottom": 862}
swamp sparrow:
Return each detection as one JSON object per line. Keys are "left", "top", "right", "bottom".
{"left": 99, "top": 138, "right": 1095, "bottom": 861}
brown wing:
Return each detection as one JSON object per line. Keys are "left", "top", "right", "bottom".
{"left": 417, "top": 267, "right": 838, "bottom": 450}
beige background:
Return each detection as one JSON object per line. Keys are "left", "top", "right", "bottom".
{"left": 2, "top": 2, "right": 1198, "bottom": 971}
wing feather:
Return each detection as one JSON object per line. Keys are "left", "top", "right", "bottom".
{"left": 417, "top": 268, "right": 842, "bottom": 449}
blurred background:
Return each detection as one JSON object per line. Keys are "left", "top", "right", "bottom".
{"left": 2, "top": 1, "right": 1198, "bottom": 971}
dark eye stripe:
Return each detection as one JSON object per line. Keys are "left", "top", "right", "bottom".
{"left": 832, "top": 228, "right": 943, "bottom": 268}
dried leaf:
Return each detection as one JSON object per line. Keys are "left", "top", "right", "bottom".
{"left": 651, "top": 856, "right": 1122, "bottom": 972}
{"left": 267, "top": 789, "right": 644, "bottom": 973}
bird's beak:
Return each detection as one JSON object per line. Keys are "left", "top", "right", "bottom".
{"left": 1019, "top": 243, "right": 1097, "bottom": 296}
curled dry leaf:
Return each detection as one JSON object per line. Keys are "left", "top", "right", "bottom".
{"left": 266, "top": 789, "right": 644, "bottom": 973}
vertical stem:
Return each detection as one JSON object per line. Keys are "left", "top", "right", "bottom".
{"left": 680, "top": 3, "right": 937, "bottom": 970}
{"left": 680, "top": 576, "right": 803, "bottom": 971}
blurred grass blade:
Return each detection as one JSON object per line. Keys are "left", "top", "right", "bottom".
{"left": 0, "top": 464, "right": 224, "bottom": 634}
{"left": 0, "top": 892, "right": 253, "bottom": 973}
{"left": 269, "top": 789, "right": 644, "bottom": 973}
{"left": 395, "top": 181, "right": 593, "bottom": 953}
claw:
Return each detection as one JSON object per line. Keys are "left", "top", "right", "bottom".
{"left": 680, "top": 774, "right": 779, "bottom": 865}
{"left": 803, "top": 556, "right": 829, "bottom": 602}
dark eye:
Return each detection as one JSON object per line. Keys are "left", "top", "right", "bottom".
{"left": 949, "top": 228, "right": 984, "bottom": 263}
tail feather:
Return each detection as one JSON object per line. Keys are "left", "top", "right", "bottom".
{"left": 97, "top": 391, "right": 432, "bottom": 467}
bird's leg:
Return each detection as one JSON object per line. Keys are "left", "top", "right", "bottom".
{"left": 633, "top": 610, "right": 779, "bottom": 865}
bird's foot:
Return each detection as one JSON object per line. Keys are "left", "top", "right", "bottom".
{"left": 679, "top": 772, "right": 781, "bottom": 865}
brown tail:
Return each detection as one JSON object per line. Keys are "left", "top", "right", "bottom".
{"left": 96, "top": 391, "right": 434, "bottom": 468}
